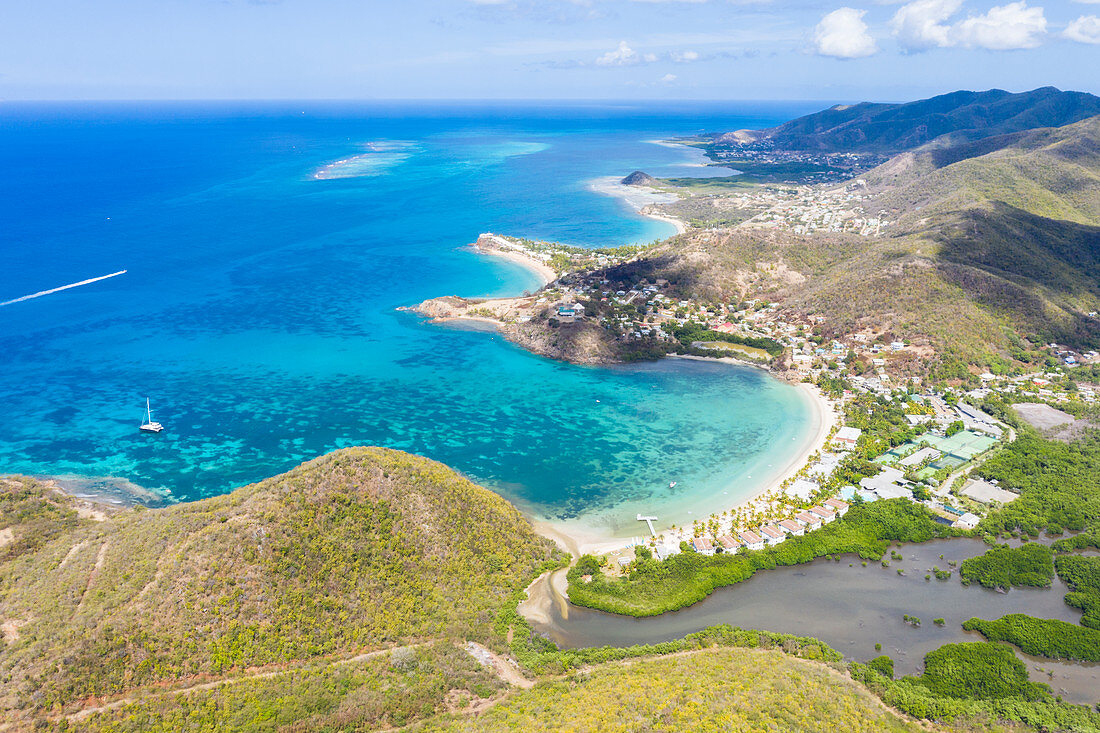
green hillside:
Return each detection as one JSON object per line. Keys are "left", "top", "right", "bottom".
{"left": 874, "top": 114, "right": 1100, "bottom": 223}
{"left": 6, "top": 454, "right": 1099, "bottom": 732}
{"left": 423, "top": 647, "right": 925, "bottom": 733}
{"left": 720, "top": 87, "right": 1100, "bottom": 154}
{"left": 0, "top": 449, "right": 561, "bottom": 726}
{"left": 632, "top": 113, "right": 1100, "bottom": 373}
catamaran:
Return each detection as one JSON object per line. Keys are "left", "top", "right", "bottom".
{"left": 140, "top": 398, "right": 164, "bottom": 433}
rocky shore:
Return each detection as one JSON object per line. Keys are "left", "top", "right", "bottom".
{"left": 408, "top": 295, "right": 621, "bottom": 365}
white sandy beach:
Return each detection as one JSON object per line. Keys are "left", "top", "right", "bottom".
{"left": 531, "top": 378, "right": 838, "bottom": 556}
{"left": 471, "top": 240, "right": 557, "bottom": 286}
{"left": 587, "top": 176, "right": 688, "bottom": 235}
{"left": 640, "top": 209, "right": 688, "bottom": 235}
{"left": 643, "top": 139, "right": 741, "bottom": 177}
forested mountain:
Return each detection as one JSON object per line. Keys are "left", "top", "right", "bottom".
{"left": 718, "top": 87, "right": 1100, "bottom": 154}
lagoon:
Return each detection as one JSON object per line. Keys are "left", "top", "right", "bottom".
{"left": 524, "top": 538, "right": 1100, "bottom": 704}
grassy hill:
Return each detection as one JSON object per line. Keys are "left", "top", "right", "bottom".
{"left": 719, "top": 87, "right": 1100, "bottom": 154}
{"left": 422, "top": 647, "right": 925, "bottom": 732}
{"left": 0, "top": 449, "right": 561, "bottom": 725}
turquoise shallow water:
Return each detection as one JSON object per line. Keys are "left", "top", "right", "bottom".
{"left": 0, "top": 101, "right": 821, "bottom": 534}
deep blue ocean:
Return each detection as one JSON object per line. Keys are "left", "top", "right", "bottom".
{"left": 0, "top": 100, "right": 826, "bottom": 536}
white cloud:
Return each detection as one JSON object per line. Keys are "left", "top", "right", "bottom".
{"left": 813, "top": 8, "right": 879, "bottom": 57}
{"left": 593, "top": 41, "right": 663, "bottom": 65}
{"left": 1064, "top": 14, "right": 1100, "bottom": 41}
{"left": 890, "top": 0, "right": 961, "bottom": 49}
{"left": 596, "top": 41, "right": 641, "bottom": 65}
{"left": 660, "top": 73, "right": 679, "bottom": 83}
{"left": 889, "top": 0, "right": 1046, "bottom": 50}
{"left": 670, "top": 49, "right": 701, "bottom": 62}
{"left": 954, "top": 1, "right": 1046, "bottom": 48}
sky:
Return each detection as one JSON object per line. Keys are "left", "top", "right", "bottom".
{"left": 2, "top": 0, "right": 1097, "bottom": 101}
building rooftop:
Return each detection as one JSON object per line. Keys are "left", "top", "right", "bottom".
{"left": 898, "top": 446, "right": 941, "bottom": 467}
{"left": 961, "top": 479, "right": 1019, "bottom": 505}
{"left": 835, "top": 426, "right": 862, "bottom": 442}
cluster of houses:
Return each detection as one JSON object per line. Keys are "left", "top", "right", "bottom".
{"left": 703, "top": 144, "right": 886, "bottom": 185}
{"left": 681, "top": 497, "right": 850, "bottom": 558}
{"left": 1047, "top": 342, "right": 1099, "bottom": 368}
{"left": 738, "top": 186, "right": 890, "bottom": 237}
{"left": 963, "top": 368, "right": 1100, "bottom": 405}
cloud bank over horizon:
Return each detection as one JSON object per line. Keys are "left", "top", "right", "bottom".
{"left": 0, "top": 0, "right": 1096, "bottom": 101}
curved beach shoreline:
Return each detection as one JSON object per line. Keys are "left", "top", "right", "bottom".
{"left": 587, "top": 176, "right": 688, "bottom": 236}
{"left": 532, "top": 380, "right": 836, "bottom": 557}
{"left": 471, "top": 239, "right": 557, "bottom": 287}
{"left": 452, "top": 240, "right": 837, "bottom": 558}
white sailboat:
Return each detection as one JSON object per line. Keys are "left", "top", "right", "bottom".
{"left": 140, "top": 398, "right": 164, "bottom": 433}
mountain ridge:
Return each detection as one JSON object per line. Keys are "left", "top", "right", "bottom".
{"left": 718, "top": 87, "right": 1100, "bottom": 154}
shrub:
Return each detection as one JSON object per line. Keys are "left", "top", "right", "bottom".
{"left": 959, "top": 544, "right": 1053, "bottom": 590}
{"left": 963, "top": 615, "right": 1100, "bottom": 662}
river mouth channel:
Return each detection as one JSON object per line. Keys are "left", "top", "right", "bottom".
{"left": 525, "top": 538, "right": 1099, "bottom": 705}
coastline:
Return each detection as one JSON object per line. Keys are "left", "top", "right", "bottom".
{"left": 640, "top": 208, "right": 687, "bottom": 236}
{"left": 587, "top": 176, "right": 688, "bottom": 236}
{"left": 471, "top": 235, "right": 557, "bottom": 286}
{"left": 528, "top": 377, "right": 837, "bottom": 557}
{"left": 30, "top": 374, "right": 837, "bottom": 563}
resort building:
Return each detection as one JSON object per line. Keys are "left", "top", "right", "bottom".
{"left": 953, "top": 512, "right": 981, "bottom": 530}
{"left": 692, "top": 537, "right": 715, "bottom": 556}
{"left": 653, "top": 544, "right": 678, "bottom": 561}
{"left": 834, "top": 426, "right": 863, "bottom": 447}
{"left": 788, "top": 478, "right": 820, "bottom": 500}
{"left": 859, "top": 466, "right": 914, "bottom": 501}
{"left": 717, "top": 535, "right": 742, "bottom": 552}
{"left": 760, "top": 525, "right": 785, "bottom": 545}
{"left": 823, "top": 497, "right": 849, "bottom": 516}
{"left": 898, "top": 446, "right": 941, "bottom": 467}
{"left": 737, "top": 530, "right": 765, "bottom": 551}
{"left": 794, "top": 511, "right": 823, "bottom": 530}
{"left": 556, "top": 303, "right": 584, "bottom": 322}
{"left": 863, "top": 481, "right": 914, "bottom": 501}
{"left": 778, "top": 519, "right": 804, "bottom": 536}
{"left": 809, "top": 506, "right": 836, "bottom": 524}
{"left": 960, "top": 478, "right": 1019, "bottom": 506}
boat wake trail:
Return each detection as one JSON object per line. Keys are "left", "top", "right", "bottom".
{"left": 0, "top": 270, "right": 127, "bottom": 307}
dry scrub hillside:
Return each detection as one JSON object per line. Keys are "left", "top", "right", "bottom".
{"left": 619, "top": 115, "right": 1100, "bottom": 374}
{"left": 0, "top": 449, "right": 560, "bottom": 724}
{"left": 422, "top": 647, "right": 926, "bottom": 732}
